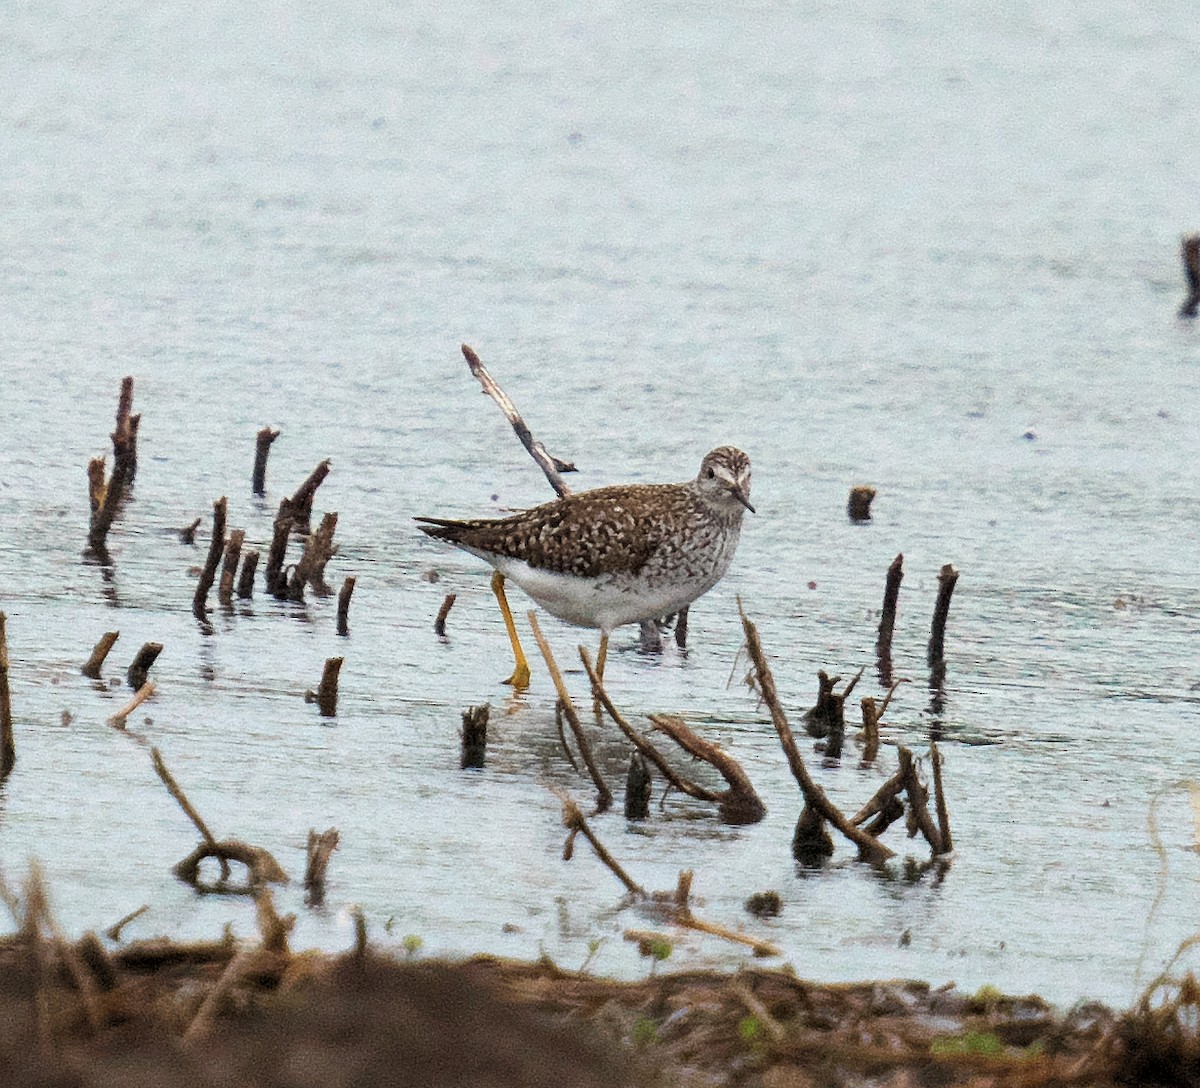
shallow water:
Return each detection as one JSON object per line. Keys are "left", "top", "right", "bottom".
{"left": 3, "top": 0, "right": 1200, "bottom": 1008}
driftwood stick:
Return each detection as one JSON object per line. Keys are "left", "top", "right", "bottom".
{"left": 304, "top": 828, "right": 340, "bottom": 906}
{"left": 218, "top": 528, "right": 246, "bottom": 605}
{"left": 172, "top": 839, "right": 288, "bottom": 891}
{"left": 82, "top": 631, "right": 120, "bottom": 679}
{"left": 86, "top": 377, "right": 139, "bottom": 555}
{"left": 108, "top": 681, "right": 155, "bottom": 728}
{"left": 288, "top": 511, "right": 338, "bottom": 601}
{"left": 927, "top": 563, "right": 959, "bottom": 673}
{"left": 337, "top": 575, "right": 357, "bottom": 635}
{"left": 460, "top": 704, "right": 489, "bottom": 769}
{"left": 104, "top": 904, "right": 149, "bottom": 942}
{"left": 528, "top": 616, "right": 612, "bottom": 811}
{"left": 150, "top": 746, "right": 227, "bottom": 883}
{"left": 287, "top": 459, "right": 331, "bottom": 530}
{"left": 579, "top": 647, "right": 720, "bottom": 803}
{"left": 847, "top": 484, "right": 876, "bottom": 522}
{"left": 434, "top": 592, "right": 456, "bottom": 637}
{"left": 182, "top": 946, "right": 262, "bottom": 1043}
{"left": 0, "top": 613, "right": 13, "bottom": 780}
{"left": 305, "top": 658, "right": 343, "bottom": 717}
{"left": 625, "top": 754, "right": 651, "bottom": 819}
{"left": 180, "top": 517, "right": 202, "bottom": 545}
{"left": 876, "top": 553, "right": 903, "bottom": 686}
{"left": 930, "top": 741, "right": 953, "bottom": 854}
{"left": 1180, "top": 234, "right": 1200, "bottom": 319}
{"left": 648, "top": 713, "right": 767, "bottom": 824}
{"left": 192, "top": 497, "right": 228, "bottom": 619}
{"left": 252, "top": 426, "right": 281, "bottom": 495}
{"left": 265, "top": 498, "right": 294, "bottom": 597}
{"left": 672, "top": 910, "right": 781, "bottom": 957}
{"left": 236, "top": 549, "right": 259, "bottom": 599}
{"left": 850, "top": 768, "right": 905, "bottom": 826}
{"left": 738, "top": 600, "right": 894, "bottom": 864}
{"left": 126, "top": 641, "right": 163, "bottom": 689}
{"left": 898, "top": 746, "right": 944, "bottom": 854}
{"left": 461, "top": 344, "right": 576, "bottom": 497}
{"left": 556, "top": 790, "right": 644, "bottom": 897}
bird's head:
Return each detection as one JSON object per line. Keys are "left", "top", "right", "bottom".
{"left": 696, "top": 446, "right": 754, "bottom": 514}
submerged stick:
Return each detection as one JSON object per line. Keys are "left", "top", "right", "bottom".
{"left": 126, "top": 641, "right": 163, "bottom": 689}
{"left": 1180, "top": 234, "right": 1200, "bottom": 319}
{"left": 218, "top": 528, "right": 246, "bottom": 606}
{"left": 674, "top": 605, "right": 689, "bottom": 649}
{"left": 898, "top": 746, "right": 945, "bottom": 855}
{"left": 625, "top": 753, "right": 651, "bottom": 819}
{"left": 86, "top": 376, "right": 139, "bottom": 556}
{"left": 461, "top": 344, "right": 576, "bottom": 497}
{"left": 557, "top": 790, "right": 644, "bottom": 897}
{"left": 0, "top": 613, "right": 13, "bottom": 780}
{"left": 104, "top": 904, "right": 149, "bottom": 942}
{"left": 847, "top": 484, "right": 876, "bottom": 522}
{"left": 252, "top": 426, "right": 281, "bottom": 495}
{"left": 460, "top": 704, "right": 489, "bottom": 769}
{"left": 930, "top": 740, "right": 953, "bottom": 854}
{"left": 288, "top": 511, "right": 338, "bottom": 601}
{"left": 337, "top": 575, "right": 357, "bottom": 635}
{"left": 265, "top": 498, "right": 294, "bottom": 598}
{"left": 305, "top": 658, "right": 343, "bottom": 717}
{"left": 433, "top": 591, "right": 456, "bottom": 637}
{"left": 287, "top": 459, "right": 332, "bottom": 530}
{"left": 876, "top": 553, "right": 903, "bottom": 686}
{"left": 738, "top": 601, "right": 894, "bottom": 864}
{"left": 179, "top": 517, "right": 202, "bottom": 545}
{"left": 150, "top": 746, "right": 224, "bottom": 862}
{"left": 108, "top": 681, "right": 155, "bottom": 728}
{"left": 82, "top": 631, "right": 120, "bottom": 679}
{"left": 236, "top": 549, "right": 259, "bottom": 599}
{"left": 192, "top": 497, "right": 228, "bottom": 619}
{"left": 529, "top": 615, "right": 612, "bottom": 812}
{"left": 927, "top": 563, "right": 959, "bottom": 686}
{"left": 304, "top": 828, "right": 340, "bottom": 906}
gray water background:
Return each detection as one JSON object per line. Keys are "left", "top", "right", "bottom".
{"left": 3, "top": 0, "right": 1200, "bottom": 1008}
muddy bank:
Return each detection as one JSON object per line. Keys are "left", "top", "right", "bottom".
{"left": 2, "top": 928, "right": 1195, "bottom": 1087}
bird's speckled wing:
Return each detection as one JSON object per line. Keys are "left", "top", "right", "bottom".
{"left": 416, "top": 483, "right": 688, "bottom": 577}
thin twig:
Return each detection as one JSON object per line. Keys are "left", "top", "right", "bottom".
{"left": 555, "top": 789, "right": 644, "bottom": 897}
{"left": 150, "top": 746, "right": 230, "bottom": 880}
{"left": 107, "top": 681, "right": 155, "bottom": 728}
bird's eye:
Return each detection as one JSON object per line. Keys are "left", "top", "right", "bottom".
{"left": 705, "top": 467, "right": 715, "bottom": 479}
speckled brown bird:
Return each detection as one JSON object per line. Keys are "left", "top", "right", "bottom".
{"left": 416, "top": 446, "right": 753, "bottom": 687}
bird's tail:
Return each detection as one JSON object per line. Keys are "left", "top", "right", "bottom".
{"left": 415, "top": 516, "right": 475, "bottom": 543}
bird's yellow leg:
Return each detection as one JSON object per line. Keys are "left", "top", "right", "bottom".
{"left": 491, "top": 571, "right": 531, "bottom": 689}
{"left": 596, "top": 633, "right": 609, "bottom": 683}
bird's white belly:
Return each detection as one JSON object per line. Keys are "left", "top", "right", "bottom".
{"left": 489, "top": 557, "right": 721, "bottom": 632}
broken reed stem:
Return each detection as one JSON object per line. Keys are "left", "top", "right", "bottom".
{"left": 672, "top": 911, "right": 781, "bottom": 958}
{"left": 579, "top": 646, "right": 721, "bottom": 805}
{"left": 927, "top": 563, "right": 959, "bottom": 670}
{"left": 180, "top": 517, "right": 202, "bottom": 544}
{"left": 556, "top": 791, "right": 644, "bottom": 897}
{"left": 625, "top": 753, "right": 651, "bottom": 819}
{"left": 461, "top": 344, "right": 577, "bottom": 497}
{"left": 897, "top": 746, "right": 945, "bottom": 855}
{"left": 183, "top": 945, "right": 261, "bottom": 1044}
{"left": 847, "top": 484, "right": 876, "bottom": 522}
{"left": 930, "top": 740, "right": 953, "bottom": 854}
{"left": 737, "top": 600, "right": 894, "bottom": 864}
{"left": 252, "top": 426, "right": 281, "bottom": 495}
{"left": 1181, "top": 234, "right": 1200, "bottom": 319}
{"left": 434, "top": 592, "right": 456, "bottom": 637}
{"left": 192, "top": 497, "right": 228, "bottom": 619}
{"left": 86, "top": 376, "right": 139, "bottom": 555}
{"left": 337, "top": 575, "right": 357, "bottom": 635}
{"left": 528, "top": 615, "right": 612, "bottom": 812}
{"left": 876, "top": 553, "right": 903, "bottom": 685}
{"left": 81, "top": 631, "right": 120, "bottom": 679}
{"left": 287, "top": 459, "right": 332, "bottom": 529}
{"left": 313, "top": 657, "right": 343, "bottom": 717}
{"left": 288, "top": 511, "right": 338, "bottom": 601}
{"left": 218, "top": 528, "right": 246, "bottom": 605}
{"left": 126, "top": 641, "right": 163, "bottom": 689}
{"left": 460, "top": 704, "right": 489, "bottom": 769}
{"left": 149, "top": 746, "right": 229, "bottom": 880}
{"left": 304, "top": 828, "right": 340, "bottom": 905}
{"left": 0, "top": 613, "right": 13, "bottom": 780}
{"left": 108, "top": 681, "right": 155, "bottom": 728}
{"left": 265, "top": 499, "right": 294, "bottom": 597}
{"left": 104, "top": 904, "right": 149, "bottom": 942}
{"left": 236, "top": 549, "right": 259, "bottom": 599}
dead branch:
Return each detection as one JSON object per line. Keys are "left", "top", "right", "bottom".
{"left": 847, "top": 484, "right": 876, "bottom": 522}
{"left": 108, "top": 681, "right": 155, "bottom": 728}
{"left": 265, "top": 498, "right": 294, "bottom": 597}
{"left": 304, "top": 828, "right": 340, "bottom": 906}
{"left": 150, "top": 746, "right": 230, "bottom": 881}
{"left": 0, "top": 612, "right": 13, "bottom": 780}
{"left": 460, "top": 704, "right": 489, "bottom": 769}
{"left": 86, "top": 376, "right": 139, "bottom": 556}
{"left": 81, "top": 631, "right": 120, "bottom": 680}
{"left": 337, "top": 575, "right": 356, "bottom": 635}
{"left": 182, "top": 945, "right": 262, "bottom": 1043}
{"left": 288, "top": 511, "right": 338, "bottom": 601}
{"left": 927, "top": 563, "right": 959, "bottom": 685}
{"left": 287, "top": 459, "right": 332, "bottom": 530}
{"left": 625, "top": 753, "right": 651, "bottom": 819}
{"left": 172, "top": 838, "right": 289, "bottom": 892}
{"left": 179, "top": 517, "right": 202, "bottom": 544}
{"left": 738, "top": 600, "right": 894, "bottom": 864}
{"left": 192, "top": 497, "right": 228, "bottom": 619}
{"left": 859, "top": 678, "right": 905, "bottom": 765}
{"left": 528, "top": 616, "right": 612, "bottom": 812}
{"left": 104, "top": 904, "right": 149, "bottom": 942}
{"left": 876, "top": 553, "right": 903, "bottom": 687}
{"left": 930, "top": 741, "right": 953, "bottom": 854}
{"left": 1181, "top": 234, "right": 1200, "bottom": 319}
{"left": 461, "top": 344, "right": 576, "bottom": 497}
{"left": 898, "top": 747, "right": 945, "bottom": 854}
{"left": 252, "top": 426, "right": 281, "bottom": 495}
{"left": 236, "top": 549, "right": 259, "bottom": 599}
{"left": 126, "top": 641, "right": 163, "bottom": 689}
{"left": 648, "top": 713, "right": 766, "bottom": 824}
{"left": 304, "top": 657, "right": 343, "bottom": 717}
{"left": 218, "top": 528, "right": 246, "bottom": 605}
{"left": 675, "top": 605, "right": 689, "bottom": 648}
{"left": 434, "top": 592, "right": 456, "bottom": 637}
{"left": 556, "top": 790, "right": 644, "bottom": 897}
